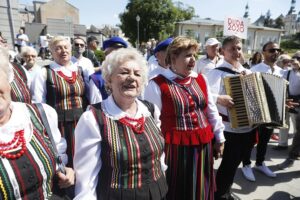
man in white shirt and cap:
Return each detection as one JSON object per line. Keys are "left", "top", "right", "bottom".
{"left": 194, "top": 37, "right": 223, "bottom": 75}
{"left": 148, "top": 37, "right": 173, "bottom": 79}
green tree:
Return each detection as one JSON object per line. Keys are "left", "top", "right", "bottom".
{"left": 274, "top": 17, "right": 285, "bottom": 29}
{"left": 119, "top": 0, "right": 194, "bottom": 46}
{"left": 94, "top": 50, "right": 105, "bottom": 63}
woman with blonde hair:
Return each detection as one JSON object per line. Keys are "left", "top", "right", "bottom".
{"left": 31, "top": 36, "right": 90, "bottom": 168}
{"left": 145, "top": 36, "right": 224, "bottom": 200}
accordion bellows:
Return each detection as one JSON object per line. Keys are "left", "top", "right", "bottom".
{"left": 224, "top": 72, "right": 288, "bottom": 128}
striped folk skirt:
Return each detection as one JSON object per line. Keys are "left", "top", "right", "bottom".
{"left": 165, "top": 142, "right": 214, "bottom": 200}
{"left": 58, "top": 120, "right": 78, "bottom": 168}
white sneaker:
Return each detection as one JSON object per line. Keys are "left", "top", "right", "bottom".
{"left": 254, "top": 163, "right": 277, "bottom": 178}
{"left": 241, "top": 165, "right": 256, "bottom": 181}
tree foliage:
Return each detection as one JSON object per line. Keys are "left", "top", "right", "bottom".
{"left": 281, "top": 33, "right": 300, "bottom": 50}
{"left": 94, "top": 50, "right": 105, "bottom": 63}
{"left": 119, "top": 0, "right": 194, "bottom": 46}
{"left": 274, "top": 17, "right": 285, "bottom": 29}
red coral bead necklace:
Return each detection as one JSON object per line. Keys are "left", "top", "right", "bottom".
{"left": 119, "top": 116, "right": 145, "bottom": 134}
{"left": 0, "top": 129, "right": 27, "bottom": 159}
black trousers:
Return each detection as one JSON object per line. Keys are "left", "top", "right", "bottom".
{"left": 256, "top": 126, "right": 273, "bottom": 165}
{"left": 289, "top": 110, "right": 300, "bottom": 159}
{"left": 215, "top": 130, "right": 256, "bottom": 198}
{"left": 242, "top": 126, "right": 275, "bottom": 167}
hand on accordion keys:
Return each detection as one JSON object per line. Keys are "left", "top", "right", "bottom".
{"left": 217, "top": 95, "right": 235, "bottom": 108}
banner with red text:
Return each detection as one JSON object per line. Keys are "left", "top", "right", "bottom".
{"left": 223, "top": 16, "right": 248, "bottom": 39}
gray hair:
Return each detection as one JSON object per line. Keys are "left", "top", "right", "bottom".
{"left": 0, "top": 47, "right": 12, "bottom": 82}
{"left": 20, "top": 46, "right": 38, "bottom": 58}
{"left": 102, "top": 48, "right": 148, "bottom": 92}
{"left": 49, "top": 36, "right": 71, "bottom": 52}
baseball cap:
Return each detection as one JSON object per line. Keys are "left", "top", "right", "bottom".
{"left": 205, "top": 38, "right": 221, "bottom": 47}
{"left": 102, "top": 36, "right": 128, "bottom": 51}
{"left": 154, "top": 38, "right": 173, "bottom": 54}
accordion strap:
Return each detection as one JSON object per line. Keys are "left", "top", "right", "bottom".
{"left": 215, "top": 67, "right": 241, "bottom": 75}
{"left": 35, "top": 103, "right": 66, "bottom": 174}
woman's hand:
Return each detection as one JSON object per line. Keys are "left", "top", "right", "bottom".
{"left": 213, "top": 142, "right": 224, "bottom": 160}
{"left": 57, "top": 167, "right": 75, "bottom": 188}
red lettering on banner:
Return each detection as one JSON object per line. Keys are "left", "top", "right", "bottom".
{"left": 227, "top": 18, "right": 245, "bottom": 33}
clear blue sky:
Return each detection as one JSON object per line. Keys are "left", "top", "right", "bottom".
{"left": 20, "top": 0, "right": 300, "bottom": 27}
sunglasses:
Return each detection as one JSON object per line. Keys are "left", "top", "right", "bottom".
{"left": 74, "top": 43, "right": 85, "bottom": 47}
{"left": 266, "top": 48, "right": 282, "bottom": 53}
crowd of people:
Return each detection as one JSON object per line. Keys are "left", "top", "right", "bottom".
{"left": 0, "top": 30, "right": 299, "bottom": 200}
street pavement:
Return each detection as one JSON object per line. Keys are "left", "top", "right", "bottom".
{"left": 214, "top": 130, "right": 300, "bottom": 200}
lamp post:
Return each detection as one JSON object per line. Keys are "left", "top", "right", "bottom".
{"left": 136, "top": 15, "right": 140, "bottom": 49}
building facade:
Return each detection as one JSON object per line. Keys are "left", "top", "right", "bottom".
{"left": 0, "top": 0, "right": 22, "bottom": 48}
{"left": 175, "top": 18, "right": 283, "bottom": 53}
{"left": 284, "top": 0, "right": 300, "bottom": 36}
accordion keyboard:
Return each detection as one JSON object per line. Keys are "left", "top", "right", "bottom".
{"left": 224, "top": 76, "right": 250, "bottom": 128}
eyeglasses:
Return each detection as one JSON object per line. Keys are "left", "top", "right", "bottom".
{"left": 74, "top": 43, "right": 85, "bottom": 47}
{"left": 266, "top": 48, "right": 282, "bottom": 53}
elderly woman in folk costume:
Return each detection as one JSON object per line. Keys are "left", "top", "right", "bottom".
{"left": 145, "top": 36, "right": 225, "bottom": 200}
{"left": 31, "top": 36, "right": 92, "bottom": 169}
{"left": 73, "top": 48, "right": 168, "bottom": 200}
{"left": 0, "top": 47, "right": 74, "bottom": 199}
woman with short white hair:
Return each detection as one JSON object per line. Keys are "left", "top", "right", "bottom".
{"left": 74, "top": 48, "right": 167, "bottom": 200}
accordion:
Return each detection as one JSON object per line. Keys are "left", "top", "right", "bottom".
{"left": 223, "top": 72, "right": 288, "bottom": 128}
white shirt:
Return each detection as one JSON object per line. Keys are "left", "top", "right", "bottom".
{"left": 71, "top": 56, "right": 95, "bottom": 89}
{"left": 144, "top": 68, "right": 225, "bottom": 143}
{"left": 31, "top": 61, "right": 90, "bottom": 103}
{"left": 194, "top": 54, "right": 224, "bottom": 75}
{"left": 73, "top": 96, "right": 166, "bottom": 200}
{"left": 39, "top": 36, "right": 49, "bottom": 48}
{"left": 0, "top": 102, "right": 67, "bottom": 165}
{"left": 284, "top": 69, "right": 300, "bottom": 96}
{"left": 16, "top": 33, "right": 29, "bottom": 46}
{"left": 147, "top": 58, "right": 159, "bottom": 75}
{"left": 22, "top": 64, "right": 41, "bottom": 89}
{"left": 206, "top": 60, "right": 254, "bottom": 133}
{"left": 89, "top": 79, "right": 103, "bottom": 104}
{"left": 250, "top": 62, "right": 284, "bottom": 77}
{"left": 148, "top": 64, "right": 169, "bottom": 80}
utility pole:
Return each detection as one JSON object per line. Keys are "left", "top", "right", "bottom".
{"left": 136, "top": 15, "right": 140, "bottom": 49}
